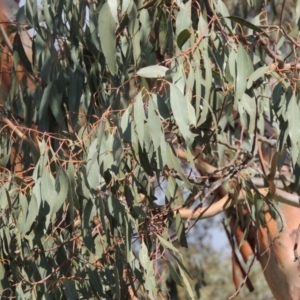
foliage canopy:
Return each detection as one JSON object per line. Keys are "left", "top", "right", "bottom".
{"left": 1, "top": 0, "right": 300, "bottom": 299}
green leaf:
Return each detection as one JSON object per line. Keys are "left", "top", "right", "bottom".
{"left": 176, "top": 0, "right": 191, "bottom": 39}
{"left": 86, "top": 139, "right": 100, "bottom": 190}
{"left": 88, "top": 268, "right": 103, "bottom": 296}
{"left": 108, "top": 195, "right": 125, "bottom": 225}
{"left": 53, "top": 167, "right": 69, "bottom": 215}
{"left": 226, "top": 16, "right": 268, "bottom": 36}
{"left": 128, "top": 3, "right": 141, "bottom": 66}
{"left": 13, "top": 32, "right": 32, "bottom": 73}
{"left": 166, "top": 144, "right": 191, "bottom": 189}
{"left": 38, "top": 82, "right": 53, "bottom": 130}
{"left": 121, "top": 107, "right": 131, "bottom": 137}
{"left": 247, "top": 65, "right": 271, "bottom": 89}
{"left": 288, "top": 92, "right": 300, "bottom": 164}
{"left": 98, "top": 2, "right": 116, "bottom": 75}
{"left": 172, "top": 58, "right": 186, "bottom": 93}
{"left": 148, "top": 96, "right": 162, "bottom": 151}
{"left": 68, "top": 70, "right": 84, "bottom": 126}
{"left": 152, "top": 94, "right": 170, "bottom": 119}
{"left": 22, "top": 194, "right": 38, "bottom": 235}
{"left": 0, "top": 132, "right": 11, "bottom": 167}
{"left": 63, "top": 279, "right": 78, "bottom": 300}
{"left": 198, "top": 51, "right": 212, "bottom": 126}
{"left": 235, "top": 46, "right": 253, "bottom": 105}
{"left": 49, "top": 84, "right": 64, "bottom": 126}
{"left": 214, "top": 0, "right": 232, "bottom": 30}
{"left": 140, "top": 9, "right": 151, "bottom": 46}
{"left": 179, "top": 265, "right": 195, "bottom": 300}
{"left": 107, "top": 0, "right": 119, "bottom": 25}
{"left": 43, "top": 0, "right": 54, "bottom": 34}
{"left": 156, "top": 234, "right": 179, "bottom": 253}
{"left": 68, "top": 161, "right": 79, "bottom": 210}
{"left": 165, "top": 260, "right": 183, "bottom": 286}
{"left": 0, "top": 263, "right": 9, "bottom": 296}
{"left": 137, "top": 66, "right": 169, "bottom": 78}
{"left": 171, "top": 252, "right": 193, "bottom": 279}
{"left": 134, "top": 92, "right": 145, "bottom": 146}
{"left": 177, "top": 29, "right": 191, "bottom": 49}
{"left": 122, "top": 0, "right": 134, "bottom": 15}
{"left": 139, "top": 242, "right": 150, "bottom": 270}
{"left": 238, "top": 94, "right": 256, "bottom": 133}
{"left": 169, "top": 83, "right": 196, "bottom": 140}
{"left": 175, "top": 213, "right": 188, "bottom": 247}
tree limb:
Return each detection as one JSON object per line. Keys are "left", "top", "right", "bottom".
{"left": 178, "top": 187, "right": 300, "bottom": 220}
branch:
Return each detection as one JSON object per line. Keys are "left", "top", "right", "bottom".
{"left": 175, "top": 147, "right": 217, "bottom": 174}
{"left": 0, "top": 115, "right": 31, "bottom": 144}
{"left": 178, "top": 193, "right": 233, "bottom": 220}
{"left": 175, "top": 147, "right": 292, "bottom": 189}
{"left": 178, "top": 187, "right": 300, "bottom": 220}
{"left": 0, "top": 115, "right": 39, "bottom": 159}
{"left": 258, "top": 37, "right": 300, "bottom": 70}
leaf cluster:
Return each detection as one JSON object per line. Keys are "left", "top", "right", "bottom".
{"left": 0, "top": 0, "right": 299, "bottom": 298}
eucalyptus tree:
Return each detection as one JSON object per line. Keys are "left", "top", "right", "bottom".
{"left": 0, "top": 0, "right": 299, "bottom": 299}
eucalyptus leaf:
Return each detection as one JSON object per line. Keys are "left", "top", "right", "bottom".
{"left": 137, "top": 66, "right": 169, "bottom": 78}
{"left": 98, "top": 2, "right": 117, "bottom": 75}
{"left": 247, "top": 65, "right": 270, "bottom": 89}
{"left": 288, "top": 92, "right": 300, "bottom": 164}
{"left": 226, "top": 16, "right": 268, "bottom": 36}
{"left": 177, "top": 29, "right": 191, "bottom": 49}
{"left": 235, "top": 46, "right": 253, "bottom": 104}
{"left": 169, "top": 83, "right": 196, "bottom": 140}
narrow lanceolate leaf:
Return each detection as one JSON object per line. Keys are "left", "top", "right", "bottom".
{"left": 134, "top": 92, "right": 145, "bottom": 146}
{"left": 235, "top": 46, "right": 253, "bottom": 105}
{"left": 128, "top": 3, "right": 141, "bottom": 66}
{"left": 226, "top": 16, "right": 268, "bottom": 37}
{"left": 148, "top": 96, "right": 162, "bottom": 151}
{"left": 169, "top": 83, "right": 196, "bottom": 139}
{"left": 238, "top": 94, "right": 256, "bottom": 133}
{"left": 13, "top": 32, "right": 32, "bottom": 73}
{"left": 176, "top": 0, "right": 191, "bottom": 38}
{"left": 0, "top": 263, "right": 9, "bottom": 293}
{"left": 288, "top": 93, "right": 300, "bottom": 164}
{"left": 247, "top": 65, "right": 270, "bottom": 89}
{"left": 108, "top": 196, "right": 125, "bottom": 225}
{"left": 180, "top": 267, "right": 195, "bottom": 300}
{"left": 198, "top": 51, "right": 212, "bottom": 126}
{"left": 137, "top": 66, "right": 169, "bottom": 78}
{"left": 63, "top": 279, "right": 78, "bottom": 299}
{"left": 139, "top": 242, "right": 150, "bottom": 270}
{"left": 67, "top": 161, "right": 76, "bottom": 230}
{"left": 22, "top": 194, "right": 38, "bottom": 235}
{"left": 156, "top": 234, "right": 179, "bottom": 253}
{"left": 86, "top": 139, "right": 100, "bottom": 190}
{"left": 53, "top": 168, "right": 69, "bottom": 215}
{"left": 39, "top": 82, "right": 53, "bottom": 124}
{"left": 41, "top": 169, "right": 56, "bottom": 211}
{"left": 107, "top": 0, "right": 118, "bottom": 25}
{"left": 98, "top": 2, "right": 116, "bottom": 75}
{"left": 177, "top": 29, "right": 191, "bottom": 49}
{"left": 166, "top": 144, "right": 192, "bottom": 189}
{"left": 165, "top": 260, "right": 183, "bottom": 286}
{"left": 214, "top": 0, "right": 232, "bottom": 30}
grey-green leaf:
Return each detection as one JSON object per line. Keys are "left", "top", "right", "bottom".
{"left": 177, "top": 29, "right": 191, "bottom": 49}
{"left": 169, "top": 83, "right": 196, "bottom": 140}
{"left": 137, "top": 66, "right": 169, "bottom": 78}
{"left": 247, "top": 65, "right": 271, "bottom": 89}
{"left": 98, "top": 2, "right": 116, "bottom": 75}
{"left": 226, "top": 16, "right": 268, "bottom": 36}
